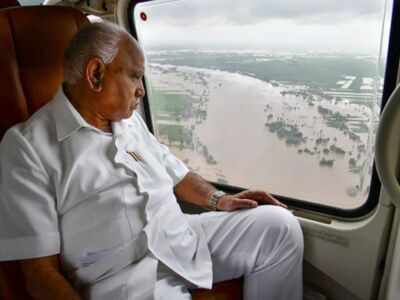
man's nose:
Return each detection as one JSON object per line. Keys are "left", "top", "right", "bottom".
{"left": 136, "top": 79, "right": 145, "bottom": 97}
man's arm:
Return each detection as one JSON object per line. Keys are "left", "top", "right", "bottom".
{"left": 173, "top": 172, "right": 217, "bottom": 209}
{"left": 174, "top": 171, "right": 286, "bottom": 211}
{"left": 20, "top": 255, "right": 81, "bottom": 300}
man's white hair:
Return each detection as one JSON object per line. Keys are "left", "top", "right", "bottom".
{"left": 64, "top": 21, "right": 128, "bottom": 84}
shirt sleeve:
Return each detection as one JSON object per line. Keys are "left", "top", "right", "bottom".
{"left": 0, "top": 127, "right": 60, "bottom": 261}
{"left": 133, "top": 113, "right": 189, "bottom": 186}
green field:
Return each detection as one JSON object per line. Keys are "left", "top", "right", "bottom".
{"left": 150, "top": 89, "right": 188, "bottom": 118}
{"left": 148, "top": 52, "right": 378, "bottom": 91}
{"left": 158, "top": 123, "right": 193, "bottom": 148}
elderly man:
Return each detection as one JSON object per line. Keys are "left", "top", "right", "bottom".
{"left": 0, "top": 22, "right": 303, "bottom": 300}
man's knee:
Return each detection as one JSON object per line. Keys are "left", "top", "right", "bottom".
{"left": 248, "top": 206, "right": 304, "bottom": 264}
{"left": 270, "top": 206, "right": 303, "bottom": 252}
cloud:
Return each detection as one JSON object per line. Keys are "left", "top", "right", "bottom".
{"left": 134, "top": 0, "right": 388, "bottom": 54}
{"left": 136, "top": 0, "right": 384, "bottom": 26}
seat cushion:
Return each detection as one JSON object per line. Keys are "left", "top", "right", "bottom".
{"left": 191, "top": 278, "right": 243, "bottom": 300}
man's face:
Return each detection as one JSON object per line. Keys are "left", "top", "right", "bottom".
{"left": 97, "top": 37, "right": 145, "bottom": 122}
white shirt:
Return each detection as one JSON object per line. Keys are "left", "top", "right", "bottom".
{"left": 0, "top": 87, "right": 212, "bottom": 299}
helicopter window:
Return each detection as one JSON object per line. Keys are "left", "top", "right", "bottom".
{"left": 131, "top": 0, "right": 392, "bottom": 212}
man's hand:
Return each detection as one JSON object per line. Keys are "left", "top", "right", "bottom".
{"left": 217, "top": 190, "right": 288, "bottom": 211}
{"left": 174, "top": 172, "right": 287, "bottom": 212}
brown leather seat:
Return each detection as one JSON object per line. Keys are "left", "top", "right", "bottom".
{"left": 0, "top": 5, "right": 242, "bottom": 300}
{"left": 0, "top": 5, "right": 88, "bottom": 140}
{"left": 0, "top": 6, "right": 87, "bottom": 300}
{"left": 191, "top": 278, "right": 243, "bottom": 300}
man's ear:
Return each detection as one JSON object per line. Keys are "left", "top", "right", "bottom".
{"left": 86, "top": 57, "right": 105, "bottom": 92}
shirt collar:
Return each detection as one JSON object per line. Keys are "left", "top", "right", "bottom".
{"left": 53, "top": 86, "right": 94, "bottom": 142}
{"left": 112, "top": 118, "right": 130, "bottom": 138}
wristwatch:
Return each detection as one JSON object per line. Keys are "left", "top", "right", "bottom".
{"left": 208, "top": 190, "right": 226, "bottom": 211}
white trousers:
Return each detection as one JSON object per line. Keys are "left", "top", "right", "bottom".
{"left": 154, "top": 205, "right": 304, "bottom": 300}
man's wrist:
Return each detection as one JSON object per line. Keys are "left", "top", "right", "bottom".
{"left": 207, "top": 190, "right": 226, "bottom": 211}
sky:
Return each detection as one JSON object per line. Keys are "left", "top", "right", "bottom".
{"left": 134, "top": 0, "right": 392, "bottom": 54}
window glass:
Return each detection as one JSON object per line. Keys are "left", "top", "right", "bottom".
{"left": 133, "top": 0, "right": 391, "bottom": 209}
{"left": 19, "top": 0, "right": 42, "bottom": 5}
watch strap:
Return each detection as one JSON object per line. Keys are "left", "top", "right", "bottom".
{"left": 208, "top": 190, "right": 226, "bottom": 211}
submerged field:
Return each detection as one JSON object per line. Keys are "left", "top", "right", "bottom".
{"left": 147, "top": 51, "right": 381, "bottom": 208}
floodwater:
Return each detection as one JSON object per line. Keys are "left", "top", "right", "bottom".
{"left": 150, "top": 64, "right": 377, "bottom": 209}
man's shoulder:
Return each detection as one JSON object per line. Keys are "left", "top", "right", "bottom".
{"left": 2, "top": 101, "right": 55, "bottom": 150}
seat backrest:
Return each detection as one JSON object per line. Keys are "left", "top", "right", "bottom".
{"left": 0, "top": 6, "right": 88, "bottom": 299}
{"left": 0, "top": 5, "right": 88, "bottom": 139}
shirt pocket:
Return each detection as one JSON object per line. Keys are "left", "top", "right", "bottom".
{"left": 60, "top": 209, "right": 134, "bottom": 285}
{"left": 72, "top": 231, "right": 148, "bottom": 286}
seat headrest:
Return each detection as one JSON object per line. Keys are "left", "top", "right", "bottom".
{"left": 0, "top": 6, "right": 88, "bottom": 139}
